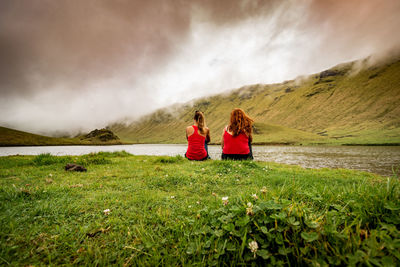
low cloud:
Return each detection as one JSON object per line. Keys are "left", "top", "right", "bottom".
{"left": 0, "top": 0, "right": 399, "bottom": 135}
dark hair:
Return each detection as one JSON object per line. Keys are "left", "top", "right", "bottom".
{"left": 194, "top": 110, "right": 206, "bottom": 134}
{"left": 228, "top": 108, "right": 253, "bottom": 138}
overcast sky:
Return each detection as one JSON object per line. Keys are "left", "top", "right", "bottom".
{"left": 1, "top": 0, "right": 400, "bottom": 135}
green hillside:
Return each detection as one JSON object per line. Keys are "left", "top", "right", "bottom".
{"left": 111, "top": 56, "right": 400, "bottom": 145}
{"left": 0, "top": 126, "right": 123, "bottom": 146}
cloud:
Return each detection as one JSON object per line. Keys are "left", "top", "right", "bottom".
{"left": 0, "top": 0, "right": 399, "bottom": 135}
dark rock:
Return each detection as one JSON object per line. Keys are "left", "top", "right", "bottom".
{"left": 319, "top": 70, "right": 342, "bottom": 78}
{"left": 369, "top": 73, "right": 379, "bottom": 79}
{"left": 65, "top": 163, "right": 87, "bottom": 172}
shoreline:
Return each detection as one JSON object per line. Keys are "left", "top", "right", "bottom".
{"left": 1, "top": 142, "right": 400, "bottom": 147}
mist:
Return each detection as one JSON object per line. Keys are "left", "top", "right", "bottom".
{"left": 1, "top": 0, "right": 400, "bottom": 135}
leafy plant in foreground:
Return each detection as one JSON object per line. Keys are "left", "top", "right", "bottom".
{"left": 185, "top": 192, "right": 400, "bottom": 266}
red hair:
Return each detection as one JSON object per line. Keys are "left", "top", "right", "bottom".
{"left": 228, "top": 108, "right": 253, "bottom": 138}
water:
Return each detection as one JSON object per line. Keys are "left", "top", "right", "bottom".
{"left": 1, "top": 144, "right": 399, "bottom": 176}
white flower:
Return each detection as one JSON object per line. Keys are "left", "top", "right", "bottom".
{"left": 170, "top": 196, "right": 175, "bottom": 199}
{"left": 246, "top": 202, "right": 254, "bottom": 216}
{"left": 103, "top": 209, "right": 110, "bottom": 215}
{"left": 165, "top": 174, "right": 168, "bottom": 177}
{"left": 222, "top": 196, "right": 229, "bottom": 206}
{"left": 252, "top": 194, "right": 258, "bottom": 200}
{"left": 249, "top": 240, "right": 258, "bottom": 257}
{"left": 260, "top": 186, "right": 268, "bottom": 194}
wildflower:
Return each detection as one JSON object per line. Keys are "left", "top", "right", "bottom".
{"left": 252, "top": 194, "right": 258, "bottom": 200}
{"left": 260, "top": 186, "right": 267, "bottom": 194}
{"left": 196, "top": 201, "right": 200, "bottom": 204}
{"left": 170, "top": 196, "right": 175, "bottom": 199}
{"left": 246, "top": 202, "right": 254, "bottom": 216}
{"left": 222, "top": 196, "right": 229, "bottom": 206}
{"left": 165, "top": 174, "right": 169, "bottom": 177}
{"left": 201, "top": 168, "right": 205, "bottom": 171}
{"left": 103, "top": 209, "right": 111, "bottom": 215}
{"left": 212, "top": 192, "right": 217, "bottom": 197}
{"left": 49, "top": 173, "right": 53, "bottom": 177}
{"left": 249, "top": 240, "right": 258, "bottom": 257}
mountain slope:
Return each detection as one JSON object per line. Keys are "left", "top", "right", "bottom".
{"left": 111, "top": 56, "right": 400, "bottom": 145}
{"left": 0, "top": 126, "right": 122, "bottom": 146}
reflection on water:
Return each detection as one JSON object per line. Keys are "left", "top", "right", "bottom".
{"left": 1, "top": 144, "right": 399, "bottom": 176}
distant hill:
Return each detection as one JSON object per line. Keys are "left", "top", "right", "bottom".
{"left": 79, "top": 128, "right": 120, "bottom": 142}
{"left": 0, "top": 126, "right": 122, "bottom": 146}
{"left": 110, "top": 55, "right": 400, "bottom": 145}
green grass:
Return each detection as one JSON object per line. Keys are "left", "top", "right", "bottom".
{"left": 111, "top": 56, "right": 400, "bottom": 145}
{"left": 0, "top": 152, "right": 399, "bottom": 265}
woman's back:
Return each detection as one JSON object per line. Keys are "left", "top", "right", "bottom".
{"left": 221, "top": 108, "right": 253, "bottom": 160}
{"left": 185, "top": 110, "right": 210, "bottom": 161}
{"left": 186, "top": 125, "right": 208, "bottom": 160}
{"left": 222, "top": 128, "right": 250, "bottom": 155}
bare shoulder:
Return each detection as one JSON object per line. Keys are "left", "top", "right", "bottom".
{"left": 186, "top": 125, "right": 194, "bottom": 135}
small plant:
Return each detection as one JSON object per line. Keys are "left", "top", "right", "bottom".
{"left": 154, "top": 155, "right": 184, "bottom": 164}
{"left": 76, "top": 153, "right": 112, "bottom": 165}
{"left": 32, "top": 153, "right": 70, "bottom": 166}
{"left": 392, "top": 165, "right": 400, "bottom": 179}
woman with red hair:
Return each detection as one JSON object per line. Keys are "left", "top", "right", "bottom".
{"left": 221, "top": 108, "right": 254, "bottom": 160}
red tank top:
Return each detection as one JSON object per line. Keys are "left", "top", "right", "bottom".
{"left": 186, "top": 125, "right": 207, "bottom": 160}
{"left": 222, "top": 128, "right": 250, "bottom": 154}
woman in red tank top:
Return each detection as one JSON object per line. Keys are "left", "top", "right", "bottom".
{"left": 221, "top": 108, "right": 254, "bottom": 160}
{"left": 185, "top": 111, "right": 210, "bottom": 161}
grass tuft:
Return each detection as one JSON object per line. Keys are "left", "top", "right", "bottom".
{"left": 154, "top": 155, "right": 185, "bottom": 164}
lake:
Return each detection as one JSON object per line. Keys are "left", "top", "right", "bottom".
{"left": 1, "top": 144, "right": 399, "bottom": 176}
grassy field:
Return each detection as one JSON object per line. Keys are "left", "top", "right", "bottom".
{"left": 0, "top": 152, "right": 399, "bottom": 266}
{"left": 111, "top": 56, "right": 400, "bottom": 145}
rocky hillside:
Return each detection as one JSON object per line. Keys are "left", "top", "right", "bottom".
{"left": 110, "top": 55, "right": 400, "bottom": 145}
{"left": 80, "top": 128, "right": 120, "bottom": 142}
